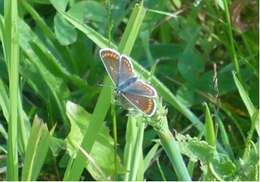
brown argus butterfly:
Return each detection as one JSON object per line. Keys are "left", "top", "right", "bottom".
{"left": 99, "top": 48, "right": 157, "bottom": 117}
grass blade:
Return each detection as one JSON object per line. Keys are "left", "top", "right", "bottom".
{"left": 0, "top": 79, "right": 9, "bottom": 120}
{"left": 111, "top": 104, "right": 118, "bottom": 180}
{"left": 68, "top": 140, "right": 107, "bottom": 180}
{"left": 0, "top": 77, "right": 28, "bottom": 157}
{"left": 143, "top": 143, "right": 160, "bottom": 171}
{"left": 123, "top": 117, "right": 136, "bottom": 181}
{"left": 4, "top": 0, "right": 19, "bottom": 179}
{"left": 216, "top": 116, "right": 235, "bottom": 160}
{"left": 223, "top": 0, "right": 240, "bottom": 75}
{"left": 253, "top": 111, "right": 259, "bottom": 136}
{"left": 22, "top": 116, "right": 50, "bottom": 181}
{"left": 128, "top": 120, "right": 145, "bottom": 181}
{"left": 203, "top": 103, "right": 216, "bottom": 147}
{"left": 0, "top": 16, "right": 6, "bottom": 66}
{"left": 232, "top": 71, "right": 256, "bottom": 118}
{"left": 118, "top": 3, "right": 146, "bottom": 54}
{"left": 63, "top": 77, "right": 112, "bottom": 180}
{"left": 17, "top": 20, "right": 70, "bottom": 128}
{"left": 17, "top": 91, "right": 29, "bottom": 155}
{"left": 231, "top": 72, "right": 259, "bottom": 158}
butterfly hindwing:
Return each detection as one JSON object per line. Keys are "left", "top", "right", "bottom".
{"left": 122, "top": 79, "right": 157, "bottom": 98}
{"left": 122, "top": 93, "right": 156, "bottom": 117}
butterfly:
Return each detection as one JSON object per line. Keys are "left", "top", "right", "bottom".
{"left": 99, "top": 48, "right": 157, "bottom": 117}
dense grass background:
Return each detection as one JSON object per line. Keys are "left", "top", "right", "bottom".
{"left": 0, "top": 0, "right": 259, "bottom": 181}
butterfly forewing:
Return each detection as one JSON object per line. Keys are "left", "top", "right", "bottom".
{"left": 99, "top": 48, "right": 120, "bottom": 85}
{"left": 119, "top": 55, "right": 135, "bottom": 84}
{"left": 122, "top": 93, "right": 156, "bottom": 116}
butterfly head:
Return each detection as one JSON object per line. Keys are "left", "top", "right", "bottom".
{"left": 114, "top": 87, "right": 122, "bottom": 96}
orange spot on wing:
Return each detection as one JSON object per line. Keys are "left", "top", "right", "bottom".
{"left": 102, "top": 52, "right": 119, "bottom": 61}
{"left": 144, "top": 99, "right": 153, "bottom": 113}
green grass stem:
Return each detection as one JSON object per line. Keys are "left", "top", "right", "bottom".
{"left": 128, "top": 120, "right": 145, "bottom": 181}
{"left": 149, "top": 103, "right": 191, "bottom": 181}
{"left": 223, "top": 0, "right": 240, "bottom": 75}
{"left": 159, "top": 130, "right": 191, "bottom": 180}
{"left": 5, "top": 0, "right": 19, "bottom": 180}
{"left": 123, "top": 117, "right": 135, "bottom": 181}
{"left": 111, "top": 103, "right": 118, "bottom": 180}
{"left": 149, "top": 101, "right": 191, "bottom": 181}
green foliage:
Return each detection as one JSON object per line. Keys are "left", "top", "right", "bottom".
{"left": 176, "top": 133, "right": 215, "bottom": 162}
{"left": 4, "top": 0, "right": 20, "bottom": 180}
{"left": 63, "top": 77, "right": 112, "bottom": 180}
{"left": 238, "top": 142, "right": 259, "bottom": 181}
{"left": 203, "top": 103, "right": 216, "bottom": 147}
{"left": 0, "top": 0, "right": 258, "bottom": 181}
{"left": 65, "top": 101, "right": 122, "bottom": 180}
{"left": 233, "top": 72, "right": 257, "bottom": 118}
{"left": 54, "top": 13, "right": 77, "bottom": 45}
{"left": 22, "top": 116, "right": 50, "bottom": 181}
{"left": 176, "top": 132, "right": 259, "bottom": 181}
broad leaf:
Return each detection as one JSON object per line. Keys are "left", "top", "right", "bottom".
{"left": 176, "top": 133, "right": 215, "bottom": 162}
{"left": 65, "top": 101, "right": 122, "bottom": 180}
{"left": 54, "top": 13, "right": 77, "bottom": 45}
{"left": 211, "top": 153, "right": 236, "bottom": 180}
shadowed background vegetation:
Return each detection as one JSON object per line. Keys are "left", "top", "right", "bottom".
{"left": 0, "top": 0, "right": 258, "bottom": 181}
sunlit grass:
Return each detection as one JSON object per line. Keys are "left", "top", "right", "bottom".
{"left": 0, "top": 0, "right": 258, "bottom": 181}
{"left": 4, "top": 0, "right": 19, "bottom": 180}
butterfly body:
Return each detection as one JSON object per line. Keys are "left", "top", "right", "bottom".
{"left": 99, "top": 48, "right": 157, "bottom": 117}
{"left": 116, "top": 76, "right": 138, "bottom": 95}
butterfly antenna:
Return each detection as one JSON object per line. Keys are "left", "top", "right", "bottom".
{"left": 97, "top": 83, "right": 114, "bottom": 89}
{"left": 106, "top": 0, "right": 113, "bottom": 48}
{"left": 147, "top": 58, "right": 161, "bottom": 81}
